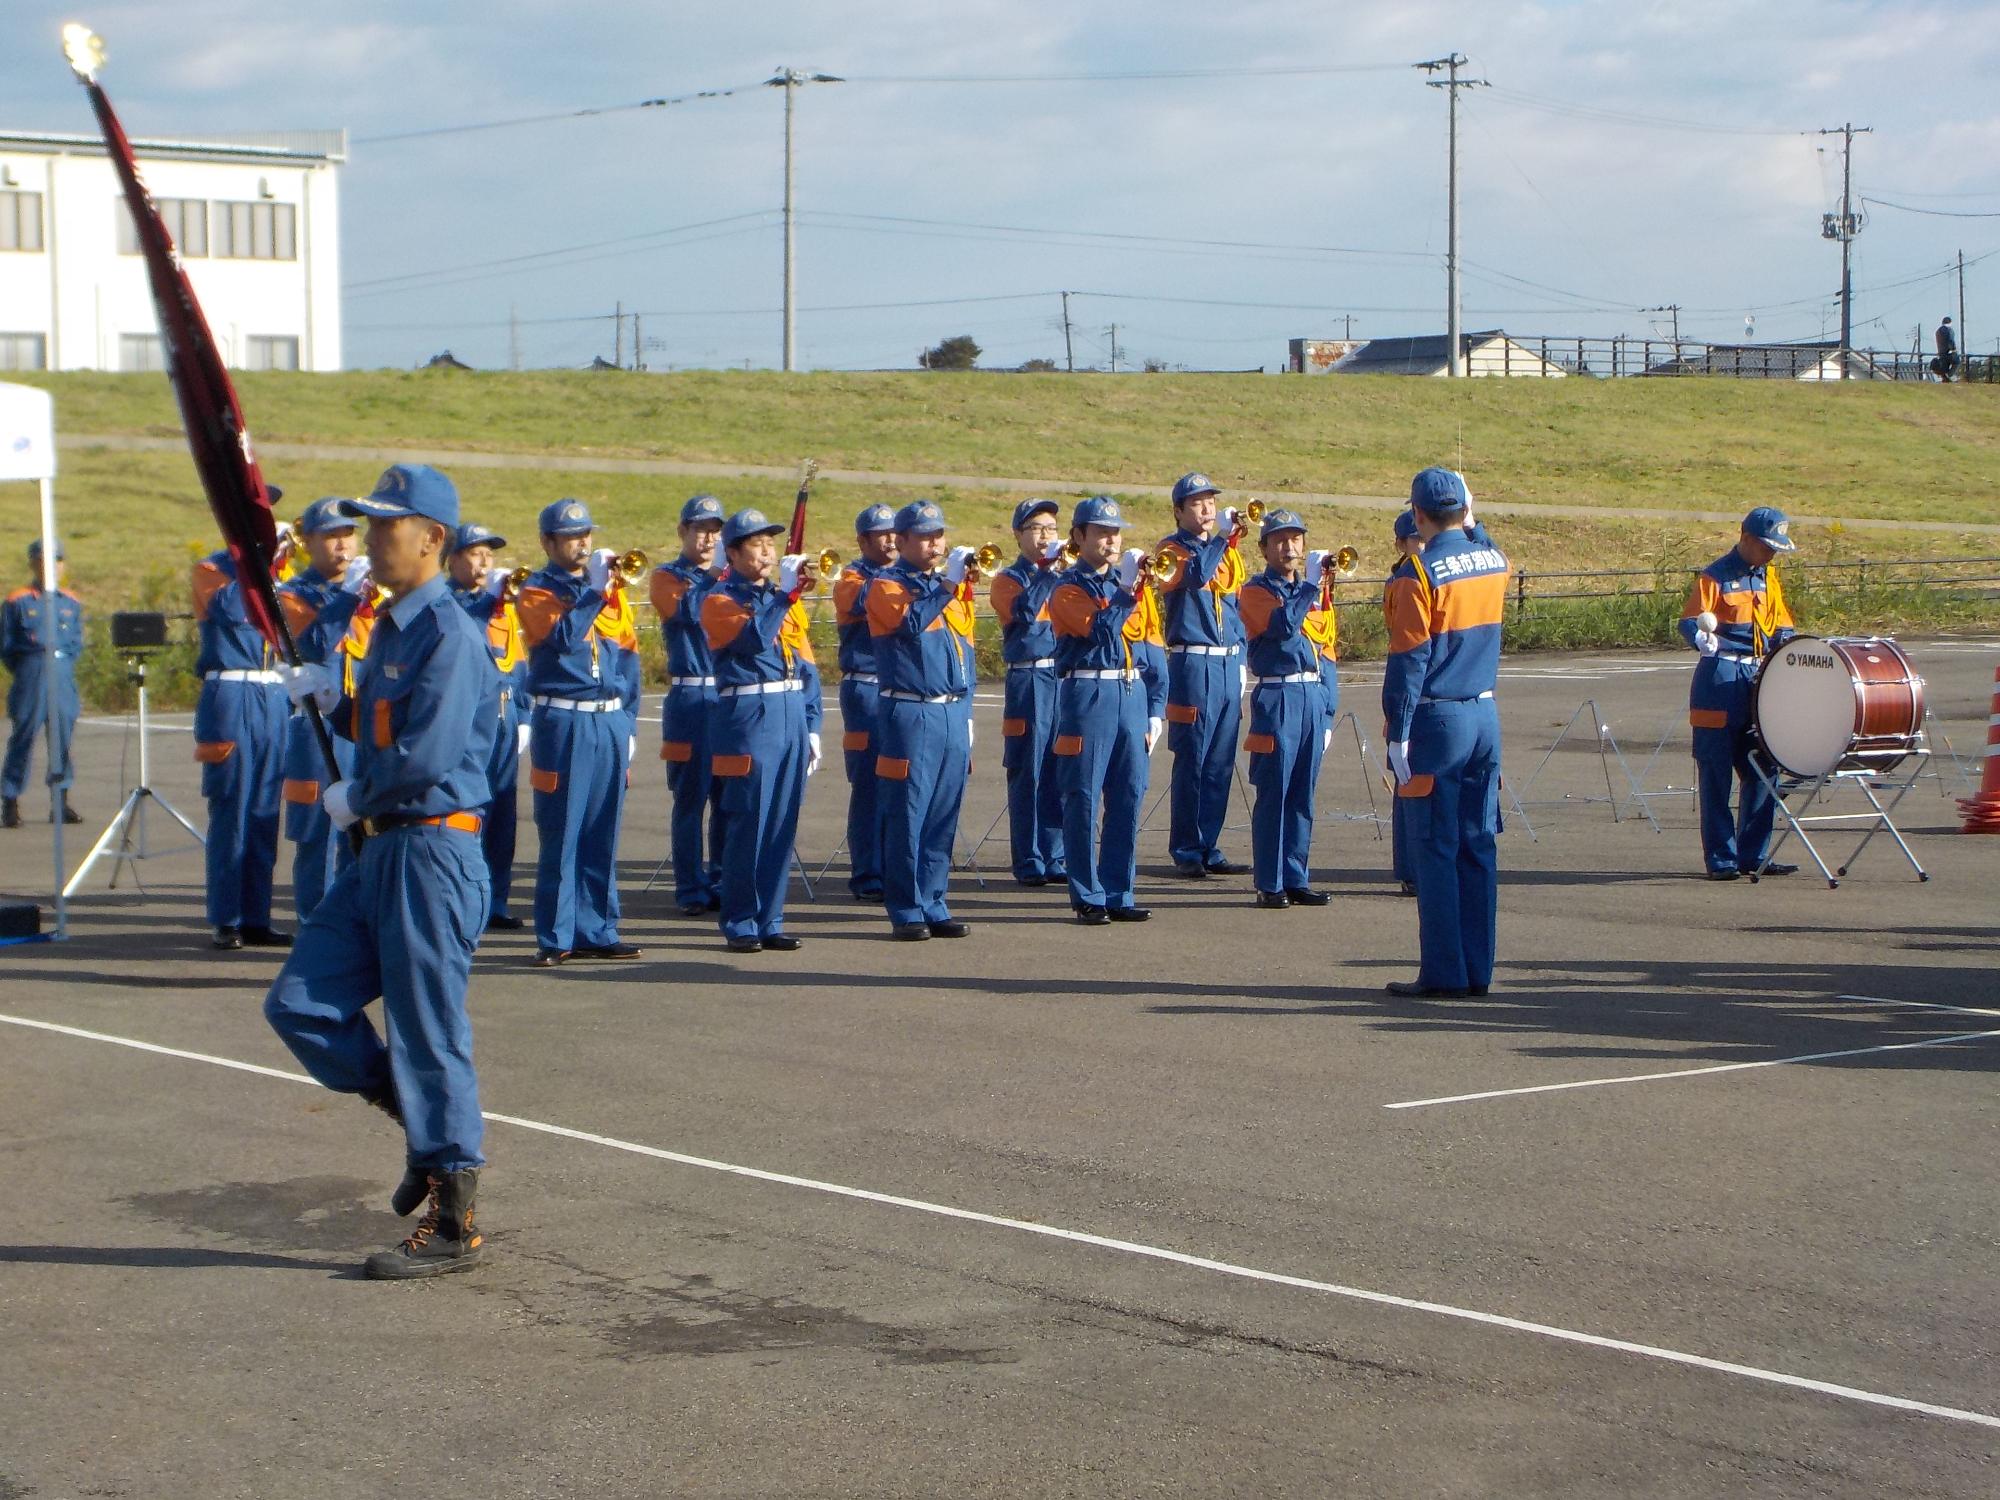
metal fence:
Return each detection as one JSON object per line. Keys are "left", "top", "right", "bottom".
{"left": 1447, "top": 335, "right": 1994, "bottom": 383}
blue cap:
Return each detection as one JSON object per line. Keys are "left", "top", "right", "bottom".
{"left": 679, "top": 493, "right": 725, "bottom": 526}
{"left": 298, "top": 497, "right": 356, "bottom": 538}
{"left": 452, "top": 522, "right": 506, "bottom": 553}
{"left": 342, "top": 464, "right": 460, "bottom": 529}
{"left": 1072, "top": 495, "right": 1126, "bottom": 531}
{"left": 722, "top": 508, "right": 786, "bottom": 547}
{"left": 894, "top": 500, "right": 949, "bottom": 535}
{"left": 1171, "top": 472, "right": 1220, "bottom": 506}
{"left": 855, "top": 503, "right": 897, "bottom": 535}
{"left": 1259, "top": 507, "right": 1306, "bottom": 540}
{"left": 27, "top": 538, "right": 63, "bottom": 562}
{"left": 1742, "top": 505, "right": 1796, "bottom": 552}
{"left": 1011, "top": 498, "right": 1059, "bottom": 531}
{"left": 1393, "top": 508, "right": 1419, "bottom": 541}
{"left": 1410, "top": 466, "right": 1470, "bottom": 516}
{"left": 537, "top": 498, "right": 595, "bottom": 537}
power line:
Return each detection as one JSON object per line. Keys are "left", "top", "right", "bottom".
{"left": 343, "top": 221, "right": 781, "bottom": 299}
{"left": 840, "top": 62, "right": 1410, "bottom": 83}
{"left": 353, "top": 80, "right": 766, "bottom": 145}
{"left": 1862, "top": 196, "right": 2000, "bottom": 219}
{"left": 1482, "top": 84, "right": 1803, "bottom": 138}
{"left": 343, "top": 211, "right": 780, "bottom": 291}
{"left": 799, "top": 209, "right": 1435, "bottom": 262}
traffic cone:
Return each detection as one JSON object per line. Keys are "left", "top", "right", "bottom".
{"left": 1958, "top": 664, "right": 2000, "bottom": 833}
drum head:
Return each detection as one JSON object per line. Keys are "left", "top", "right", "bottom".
{"left": 1754, "top": 638, "right": 1856, "bottom": 777}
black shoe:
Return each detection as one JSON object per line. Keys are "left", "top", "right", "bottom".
{"left": 1255, "top": 890, "right": 1291, "bottom": 909}
{"left": 1204, "top": 859, "right": 1249, "bottom": 876}
{"left": 212, "top": 925, "right": 243, "bottom": 950}
{"left": 364, "top": 1168, "right": 484, "bottom": 1280}
{"left": 1047, "top": 868, "right": 1068, "bottom": 881}
{"left": 485, "top": 914, "right": 525, "bottom": 931}
{"left": 850, "top": 886, "right": 884, "bottom": 902}
{"left": 726, "top": 936, "right": 764, "bottom": 953}
{"left": 891, "top": 924, "right": 931, "bottom": 941}
{"left": 0, "top": 797, "right": 18, "bottom": 829}
{"left": 763, "top": 933, "right": 802, "bottom": 952}
{"left": 1706, "top": 869, "right": 1741, "bottom": 882}
{"left": 240, "top": 925, "right": 292, "bottom": 948}
{"left": 704, "top": 895, "right": 723, "bottom": 913}
{"left": 1467, "top": 985, "right": 1490, "bottom": 997}
{"left": 1107, "top": 905, "right": 1151, "bottom": 922}
{"left": 928, "top": 919, "right": 970, "bottom": 938}
{"left": 1074, "top": 904, "right": 1110, "bottom": 926}
{"left": 1757, "top": 862, "right": 1799, "bottom": 877}
{"left": 1172, "top": 861, "right": 1209, "bottom": 879}
{"left": 530, "top": 948, "right": 569, "bottom": 968}
{"left": 1016, "top": 874, "right": 1049, "bottom": 888}
{"left": 59, "top": 796, "right": 82, "bottom": 826}
{"left": 1397, "top": 880, "right": 1417, "bottom": 898}
{"left": 1285, "top": 887, "right": 1330, "bottom": 906}
{"left": 574, "top": 941, "right": 642, "bottom": 961}
{"left": 679, "top": 901, "right": 709, "bottom": 917}
{"left": 1386, "top": 979, "right": 1469, "bottom": 999}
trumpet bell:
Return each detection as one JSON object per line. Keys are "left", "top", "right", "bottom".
{"left": 1140, "top": 548, "right": 1183, "bottom": 587}
{"left": 1334, "top": 545, "right": 1360, "bottom": 578}
{"left": 1244, "top": 498, "right": 1266, "bottom": 524}
{"left": 816, "top": 546, "right": 842, "bottom": 574}
{"left": 972, "top": 542, "right": 1004, "bottom": 572}
{"left": 614, "top": 548, "right": 649, "bottom": 581}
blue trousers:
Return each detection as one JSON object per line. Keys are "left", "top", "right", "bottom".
{"left": 1690, "top": 662, "right": 1776, "bottom": 873}
{"left": 263, "top": 823, "right": 487, "bottom": 1171}
{"left": 1246, "top": 683, "right": 1325, "bottom": 894}
{"left": 1057, "top": 676, "right": 1148, "bottom": 910}
{"left": 877, "top": 697, "right": 969, "bottom": 927}
{"left": 661, "top": 685, "right": 722, "bottom": 907}
{"left": 1166, "top": 650, "right": 1242, "bottom": 867}
{"left": 839, "top": 678, "right": 884, "bottom": 897}
{"left": 3, "top": 659, "right": 77, "bottom": 800}
{"left": 529, "top": 707, "right": 626, "bottom": 952}
{"left": 1001, "top": 664, "right": 1066, "bottom": 882}
{"left": 712, "top": 688, "right": 807, "bottom": 940}
{"left": 197, "top": 679, "right": 287, "bottom": 929}
{"left": 1391, "top": 798, "right": 1414, "bottom": 884}
{"left": 481, "top": 693, "right": 520, "bottom": 919}
{"left": 281, "top": 709, "right": 355, "bottom": 919}
{"left": 1402, "top": 697, "right": 1501, "bottom": 992}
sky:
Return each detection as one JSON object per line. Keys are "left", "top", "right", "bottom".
{"left": 7, "top": 0, "right": 1998, "bottom": 372}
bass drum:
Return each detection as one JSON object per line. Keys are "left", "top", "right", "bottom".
{"left": 1750, "top": 636, "right": 1925, "bottom": 778}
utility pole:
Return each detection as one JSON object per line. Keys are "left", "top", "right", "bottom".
{"left": 1106, "top": 324, "right": 1120, "bottom": 373}
{"left": 1644, "top": 303, "right": 1682, "bottom": 342}
{"left": 1341, "top": 314, "right": 1354, "bottom": 340}
{"left": 1417, "top": 53, "right": 1487, "bottom": 377}
{"left": 508, "top": 304, "right": 521, "bottom": 372}
{"left": 634, "top": 314, "right": 645, "bottom": 372}
{"left": 614, "top": 301, "right": 624, "bottom": 368}
{"left": 768, "top": 67, "right": 843, "bottom": 372}
{"left": 1958, "top": 248, "right": 1967, "bottom": 374}
{"left": 1817, "top": 122, "right": 1870, "bottom": 379}
{"left": 1061, "top": 291, "right": 1075, "bottom": 373}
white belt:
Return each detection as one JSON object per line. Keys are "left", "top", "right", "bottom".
{"left": 205, "top": 669, "right": 282, "bottom": 684}
{"left": 1065, "top": 669, "right": 1137, "bottom": 682}
{"left": 1169, "top": 644, "right": 1235, "bottom": 657}
{"left": 1009, "top": 658, "right": 1056, "bottom": 671}
{"left": 845, "top": 672, "right": 879, "bottom": 685}
{"left": 1253, "top": 672, "right": 1320, "bottom": 685}
{"left": 669, "top": 675, "right": 716, "bottom": 688}
{"left": 1717, "top": 652, "right": 1756, "bottom": 664}
{"left": 882, "top": 689, "right": 956, "bottom": 703}
{"left": 718, "top": 680, "right": 802, "bottom": 699}
{"left": 1419, "top": 689, "right": 1495, "bottom": 704}
{"left": 532, "top": 693, "right": 625, "bottom": 713}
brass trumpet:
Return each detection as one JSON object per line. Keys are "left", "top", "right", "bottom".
{"left": 1137, "top": 547, "right": 1184, "bottom": 587}
{"left": 501, "top": 564, "right": 533, "bottom": 600}
{"left": 614, "top": 548, "right": 649, "bottom": 582}
{"left": 807, "top": 547, "right": 842, "bottom": 591}
{"left": 1320, "top": 545, "right": 1361, "bottom": 580}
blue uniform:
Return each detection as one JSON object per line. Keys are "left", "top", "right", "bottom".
{"left": 516, "top": 566, "right": 642, "bottom": 954}
{"left": 990, "top": 554, "right": 1067, "bottom": 883}
{"left": 653, "top": 557, "right": 724, "bottom": 908}
{"left": 450, "top": 583, "right": 528, "bottom": 921}
{"left": 1156, "top": 527, "right": 1248, "bottom": 868}
{"left": 833, "top": 560, "right": 888, "bottom": 897}
{"left": 264, "top": 572, "right": 499, "bottom": 1173}
{"left": 1239, "top": 569, "right": 1329, "bottom": 896}
{"left": 1051, "top": 565, "right": 1149, "bottom": 911}
{"left": 701, "top": 581, "right": 819, "bottom": 940}
{"left": 2, "top": 583, "right": 83, "bottom": 804}
{"left": 1383, "top": 530, "right": 1511, "bottom": 993}
{"left": 276, "top": 570, "right": 364, "bottom": 917}
{"left": 1383, "top": 556, "right": 1419, "bottom": 887}
{"left": 193, "top": 552, "right": 288, "bottom": 930}
{"left": 866, "top": 560, "right": 976, "bottom": 927}
{"left": 1680, "top": 550, "right": 1795, "bottom": 873}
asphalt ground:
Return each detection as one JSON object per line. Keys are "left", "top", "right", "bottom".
{"left": 2, "top": 638, "right": 1997, "bottom": 1498}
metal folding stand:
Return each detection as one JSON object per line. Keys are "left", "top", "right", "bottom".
{"left": 1913, "top": 705, "right": 1977, "bottom": 801}
{"left": 1618, "top": 706, "right": 1701, "bottom": 821}
{"left": 1746, "top": 753, "right": 1932, "bottom": 888}
{"left": 1313, "top": 710, "right": 1387, "bottom": 841}
{"left": 1513, "top": 698, "right": 1661, "bottom": 834}
{"left": 63, "top": 657, "right": 204, "bottom": 897}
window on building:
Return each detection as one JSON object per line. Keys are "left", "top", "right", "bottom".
{"left": 0, "top": 190, "right": 45, "bottom": 252}
{"left": 242, "top": 335, "right": 300, "bottom": 372}
{"left": 0, "top": 333, "right": 48, "bottom": 371}
{"left": 120, "top": 334, "right": 165, "bottom": 373}
{"left": 213, "top": 200, "right": 297, "bottom": 260}
{"left": 116, "top": 197, "right": 209, "bottom": 257}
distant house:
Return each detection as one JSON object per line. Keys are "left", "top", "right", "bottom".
{"left": 1641, "top": 341, "right": 1893, "bottom": 381}
{"left": 421, "top": 349, "right": 473, "bottom": 370}
{"left": 1330, "top": 330, "right": 1566, "bottom": 378}
{"left": 1287, "top": 337, "right": 1363, "bottom": 373}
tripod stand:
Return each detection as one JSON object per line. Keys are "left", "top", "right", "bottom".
{"left": 64, "top": 656, "right": 203, "bottom": 896}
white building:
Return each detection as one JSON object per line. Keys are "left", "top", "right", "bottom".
{"left": 0, "top": 127, "right": 344, "bottom": 374}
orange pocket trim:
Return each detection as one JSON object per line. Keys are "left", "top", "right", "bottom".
{"left": 529, "top": 766, "right": 560, "bottom": 794}
{"left": 282, "top": 778, "right": 320, "bottom": 805}
{"left": 1053, "top": 734, "right": 1083, "bottom": 756}
{"left": 1244, "top": 732, "right": 1276, "bottom": 755}
{"left": 1689, "top": 708, "right": 1729, "bottom": 729}
{"left": 372, "top": 700, "right": 393, "bottom": 749}
{"left": 1001, "top": 717, "right": 1027, "bottom": 737}
{"left": 1396, "top": 773, "right": 1436, "bottom": 799}
{"left": 712, "top": 754, "right": 753, "bottom": 778}
{"left": 1164, "top": 703, "right": 1199, "bottom": 725}
{"left": 842, "top": 730, "right": 870, "bottom": 753}
{"left": 194, "top": 740, "right": 236, "bottom": 765}
{"left": 875, "top": 756, "right": 911, "bottom": 780}
{"left": 660, "top": 740, "right": 693, "bottom": 763}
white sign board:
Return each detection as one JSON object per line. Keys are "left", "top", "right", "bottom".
{"left": 0, "top": 382, "right": 56, "bottom": 482}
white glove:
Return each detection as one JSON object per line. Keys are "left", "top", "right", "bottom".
{"left": 967, "top": 717, "right": 976, "bottom": 749}
{"left": 516, "top": 722, "right": 530, "bottom": 756}
{"left": 282, "top": 661, "right": 339, "bottom": 712}
{"left": 1222, "top": 506, "right": 1241, "bottom": 532}
{"left": 944, "top": 545, "right": 975, "bottom": 585}
{"left": 484, "top": 566, "right": 508, "bottom": 599}
{"left": 806, "top": 730, "right": 822, "bottom": 777}
{"left": 779, "top": 554, "right": 805, "bottom": 594}
{"left": 322, "top": 779, "right": 359, "bottom": 832}
{"left": 1041, "top": 538, "right": 1065, "bottom": 564}
{"left": 1239, "top": 663, "right": 1249, "bottom": 696}
{"left": 1694, "top": 629, "right": 1720, "bottom": 658}
{"left": 339, "top": 556, "right": 373, "bottom": 597}
{"left": 627, "top": 734, "right": 637, "bottom": 767}
{"left": 1147, "top": 715, "right": 1163, "bottom": 752}
{"left": 585, "top": 548, "right": 615, "bottom": 591}
{"left": 1307, "top": 549, "right": 1331, "bottom": 580}
{"left": 1116, "top": 548, "right": 1144, "bottom": 590}
{"left": 1387, "top": 740, "right": 1412, "bottom": 786}
{"left": 1323, "top": 727, "right": 1333, "bottom": 754}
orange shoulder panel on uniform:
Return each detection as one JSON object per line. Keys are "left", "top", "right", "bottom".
{"left": 1384, "top": 570, "right": 1433, "bottom": 655}
{"left": 1236, "top": 579, "right": 1280, "bottom": 639}
{"left": 278, "top": 591, "right": 319, "bottom": 638}
{"left": 649, "top": 567, "right": 689, "bottom": 621}
{"left": 1681, "top": 572, "right": 1723, "bottom": 622}
{"left": 3, "top": 586, "right": 33, "bottom": 604}
{"left": 866, "top": 576, "right": 913, "bottom": 637}
{"left": 191, "top": 558, "right": 230, "bottom": 622}
{"left": 514, "top": 585, "right": 566, "bottom": 648}
{"left": 1048, "top": 581, "right": 1102, "bottom": 639}
{"left": 701, "top": 589, "right": 752, "bottom": 652}
{"left": 989, "top": 571, "right": 1023, "bottom": 627}
{"left": 1434, "top": 571, "right": 1510, "bottom": 634}
{"left": 832, "top": 568, "right": 868, "bottom": 626}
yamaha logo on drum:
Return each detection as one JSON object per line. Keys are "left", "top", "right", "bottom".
{"left": 1783, "top": 648, "right": 1839, "bottom": 670}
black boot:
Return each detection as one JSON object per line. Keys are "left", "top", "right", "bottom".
{"left": 1, "top": 798, "right": 19, "bottom": 830}
{"left": 59, "top": 794, "right": 82, "bottom": 826}
{"left": 364, "top": 1168, "right": 484, "bottom": 1280}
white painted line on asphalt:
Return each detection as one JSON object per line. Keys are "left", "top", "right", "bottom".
{"left": 77, "top": 715, "right": 191, "bottom": 732}
{"left": 2, "top": 1010, "right": 1997, "bottom": 1434}
{"left": 1385, "top": 1028, "right": 2000, "bottom": 1111}
{"left": 1838, "top": 994, "right": 2000, "bottom": 1021}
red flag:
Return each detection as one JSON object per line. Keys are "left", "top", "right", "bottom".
{"left": 786, "top": 458, "right": 819, "bottom": 556}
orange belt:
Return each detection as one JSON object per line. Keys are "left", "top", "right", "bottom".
{"left": 374, "top": 810, "right": 484, "bottom": 834}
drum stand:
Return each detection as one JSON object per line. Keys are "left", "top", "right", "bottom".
{"left": 63, "top": 657, "right": 204, "bottom": 897}
{"left": 1746, "top": 754, "right": 1931, "bottom": 888}
{"left": 1618, "top": 706, "right": 1700, "bottom": 820}
{"left": 1514, "top": 698, "right": 1661, "bottom": 833}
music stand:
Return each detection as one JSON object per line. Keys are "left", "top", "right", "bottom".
{"left": 64, "top": 612, "right": 204, "bottom": 896}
